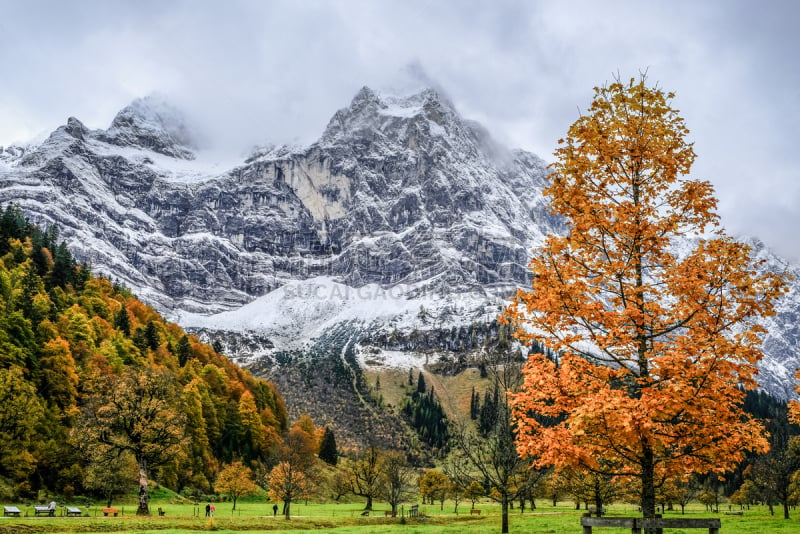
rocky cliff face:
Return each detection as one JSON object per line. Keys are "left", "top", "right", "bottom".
{"left": 1, "top": 87, "right": 799, "bottom": 404}
{"left": 1, "top": 88, "right": 554, "bottom": 311}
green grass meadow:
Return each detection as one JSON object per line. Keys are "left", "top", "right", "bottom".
{"left": 2, "top": 498, "right": 800, "bottom": 534}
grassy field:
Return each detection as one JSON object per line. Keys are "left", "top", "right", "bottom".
{"left": 2, "top": 499, "right": 799, "bottom": 533}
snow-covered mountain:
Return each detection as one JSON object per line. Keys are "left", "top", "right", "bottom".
{"left": 1, "top": 87, "right": 799, "bottom": 401}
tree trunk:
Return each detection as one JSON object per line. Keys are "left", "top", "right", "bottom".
{"left": 137, "top": 459, "right": 149, "bottom": 516}
{"left": 595, "top": 494, "right": 603, "bottom": 517}
{"left": 641, "top": 446, "right": 657, "bottom": 534}
{"left": 784, "top": 501, "right": 790, "bottom": 520}
{"left": 232, "top": 497, "right": 237, "bottom": 511}
{"left": 365, "top": 495, "right": 373, "bottom": 511}
{"left": 501, "top": 492, "right": 509, "bottom": 534}
{"left": 284, "top": 499, "right": 291, "bottom": 520}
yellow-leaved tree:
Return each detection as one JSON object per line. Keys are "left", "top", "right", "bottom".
{"left": 215, "top": 461, "right": 258, "bottom": 510}
{"left": 504, "top": 76, "right": 787, "bottom": 523}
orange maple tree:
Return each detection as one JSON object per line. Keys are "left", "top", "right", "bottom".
{"left": 504, "top": 76, "right": 787, "bottom": 521}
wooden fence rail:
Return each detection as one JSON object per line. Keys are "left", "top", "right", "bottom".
{"left": 581, "top": 516, "right": 721, "bottom": 534}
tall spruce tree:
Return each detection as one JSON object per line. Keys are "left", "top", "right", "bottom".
{"left": 114, "top": 306, "right": 131, "bottom": 337}
{"left": 177, "top": 335, "right": 191, "bottom": 366}
{"left": 318, "top": 426, "right": 339, "bottom": 466}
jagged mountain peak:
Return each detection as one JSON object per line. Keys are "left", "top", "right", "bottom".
{"left": 64, "top": 117, "right": 90, "bottom": 140}
{"left": 319, "top": 84, "right": 503, "bottom": 169}
{"left": 98, "top": 95, "right": 196, "bottom": 160}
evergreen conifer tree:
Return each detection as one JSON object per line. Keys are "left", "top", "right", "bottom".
{"left": 144, "top": 321, "right": 160, "bottom": 351}
{"left": 417, "top": 373, "right": 426, "bottom": 394}
{"left": 318, "top": 426, "right": 338, "bottom": 466}
{"left": 114, "top": 307, "right": 131, "bottom": 336}
{"left": 177, "top": 335, "right": 191, "bottom": 367}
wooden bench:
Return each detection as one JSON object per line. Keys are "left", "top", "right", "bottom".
{"left": 66, "top": 506, "right": 82, "bottom": 517}
{"left": 581, "top": 516, "right": 721, "bottom": 534}
{"left": 470, "top": 509, "right": 481, "bottom": 515}
{"left": 102, "top": 507, "right": 119, "bottom": 517}
{"left": 158, "top": 507, "right": 166, "bottom": 516}
{"left": 724, "top": 511, "right": 743, "bottom": 515}
{"left": 408, "top": 504, "right": 419, "bottom": 517}
{"left": 3, "top": 506, "right": 21, "bottom": 517}
{"left": 34, "top": 505, "right": 55, "bottom": 517}
{"left": 384, "top": 510, "right": 396, "bottom": 517}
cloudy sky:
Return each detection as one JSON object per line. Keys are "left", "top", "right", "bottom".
{"left": 1, "top": 0, "right": 798, "bottom": 259}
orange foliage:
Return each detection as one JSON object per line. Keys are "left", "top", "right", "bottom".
{"left": 125, "top": 299, "right": 160, "bottom": 330}
{"left": 503, "top": 76, "right": 788, "bottom": 517}
{"left": 267, "top": 460, "right": 313, "bottom": 519}
{"left": 293, "top": 414, "right": 321, "bottom": 454}
{"left": 789, "top": 370, "right": 800, "bottom": 425}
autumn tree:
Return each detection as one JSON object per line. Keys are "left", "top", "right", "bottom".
{"left": 0, "top": 366, "right": 44, "bottom": 480}
{"left": 238, "top": 389, "right": 280, "bottom": 461}
{"left": 268, "top": 460, "right": 312, "bottom": 519}
{"left": 657, "top": 477, "right": 698, "bottom": 515}
{"left": 327, "top": 464, "right": 352, "bottom": 501}
{"left": 348, "top": 445, "right": 385, "bottom": 511}
{"left": 418, "top": 469, "right": 450, "bottom": 509}
{"left": 558, "top": 465, "right": 621, "bottom": 516}
{"left": 466, "top": 480, "right": 485, "bottom": 509}
{"left": 215, "top": 461, "right": 258, "bottom": 510}
{"left": 84, "top": 451, "right": 138, "bottom": 507}
{"left": 268, "top": 426, "right": 318, "bottom": 519}
{"left": 284, "top": 422, "right": 318, "bottom": 472}
{"left": 38, "top": 337, "right": 79, "bottom": 413}
{"left": 380, "top": 450, "right": 415, "bottom": 515}
{"left": 77, "top": 367, "right": 186, "bottom": 515}
{"left": 789, "top": 369, "right": 800, "bottom": 425}
{"left": 730, "top": 479, "right": 760, "bottom": 510}
{"left": 505, "top": 75, "right": 787, "bottom": 525}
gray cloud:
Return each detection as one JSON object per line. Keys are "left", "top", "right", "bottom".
{"left": 1, "top": 0, "right": 798, "bottom": 258}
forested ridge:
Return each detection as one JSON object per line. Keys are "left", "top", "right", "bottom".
{"left": 0, "top": 204, "right": 287, "bottom": 503}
